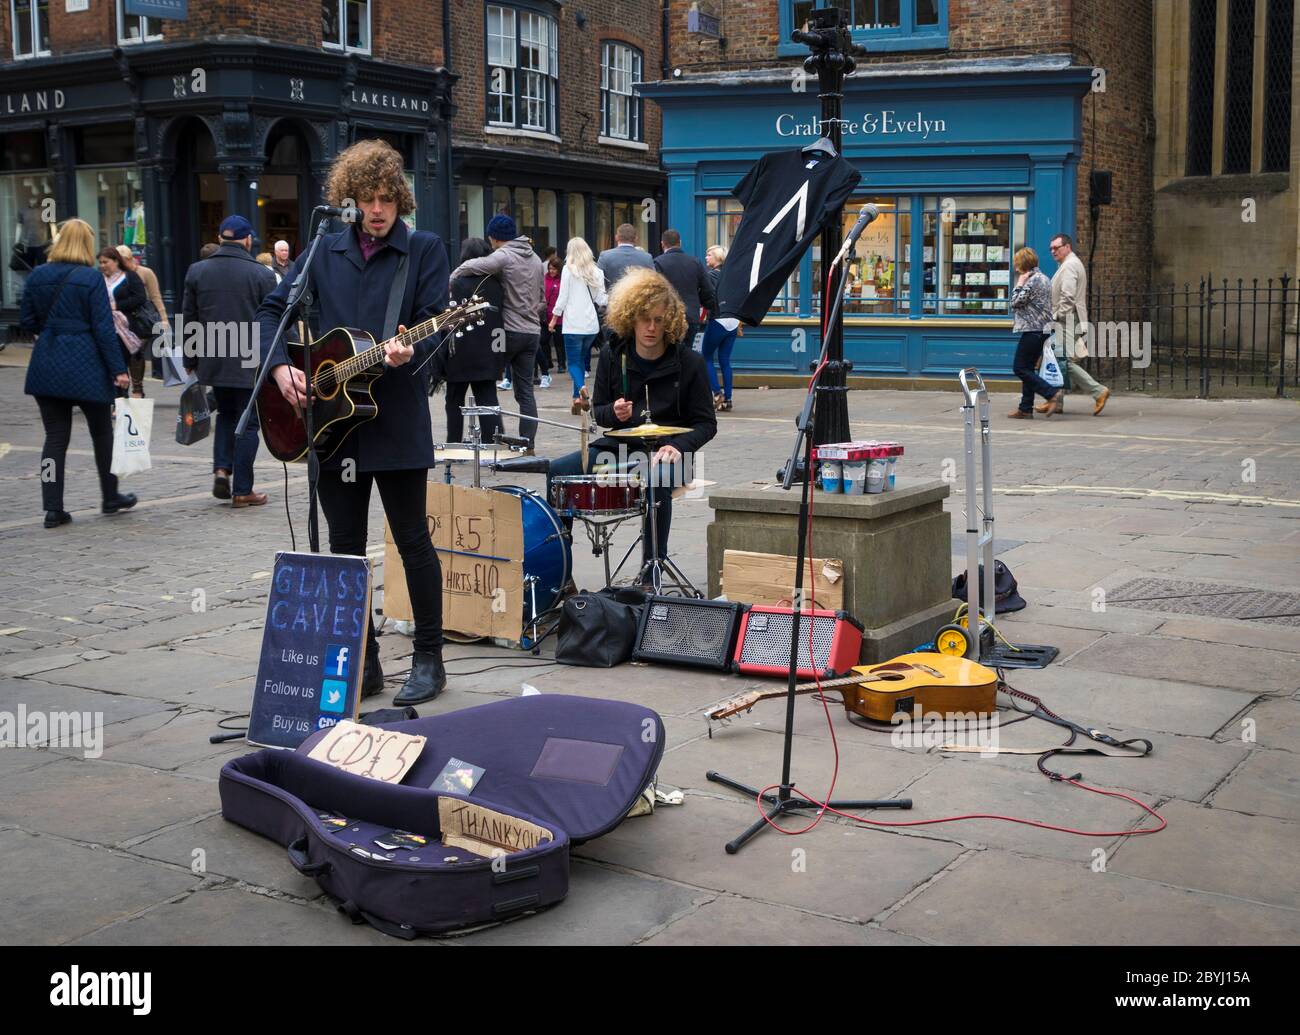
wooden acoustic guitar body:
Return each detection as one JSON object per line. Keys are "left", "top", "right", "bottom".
{"left": 840, "top": 653, "right": 1000, "bottom": 723}
{"left": 258, "top": 328, "right": 381, "bottom": 463}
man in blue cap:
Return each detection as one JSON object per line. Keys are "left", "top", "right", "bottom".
{"left": 448, "top": 213, "right": 545, "bottom": 446}
{"left": 182, "top": 214, "right": 278, "bottom": 506}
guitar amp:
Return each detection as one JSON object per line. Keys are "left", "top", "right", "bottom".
{"left": 733, "top": 606, "right": 863, "bottom": 680}
{"left": 633, "top": 597, "right": 746, "bottom": 671}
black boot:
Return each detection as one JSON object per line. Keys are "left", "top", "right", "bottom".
{"left": 393, "top": 651, "right": 446, "bottom": 705}
{"left": 360, "top": 649, "right": 384, "bottom": 699}
{"left": 102, "top": 492, "right": 138, "bottom": 514}
{"left": 44, "top": 510, "right": 72, "bottom": 529}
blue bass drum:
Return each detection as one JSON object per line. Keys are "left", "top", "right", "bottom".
{"left": 492, "top": 486, "right": 571, "bottom": 638}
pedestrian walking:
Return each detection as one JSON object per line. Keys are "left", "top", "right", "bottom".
{"left": 1043, "top": 233, "right": 1111, "bottom": 416}
{"left": 448, "top": 213, "right": 545, "bottom": 447}
{"left": 596, "top": 223, "right": 654, "bottom": 289}
{"left": 549, "top": 237, "right": 607, "bottom": 416}
{"left": 272, "top": 240, "right": 293, "bottom": 279}
{"left": 653, "top": 229, "right": 714, "bottom": 353}
{"left": 20, "top": 218, "right": 138, "bottom": 528}
{"left": 537, "top": 254, "right": 563, "bottom": 389}
{"left": 445, "top": 237, "right": 504, "bottom": 445}
{"left": 702, "top": 244, "right": 739, "bottom": 411}
{"left": 1007, "top": 246, "right": 1063, "bottom": 419}
{"left": 182, "top": 214, "right": 278, "bottom": 507}
{"left": 115, "top": 244, "right": 169, "bottom": 383}
{"left": 97, "top": 246, "right": 151, "bottom": 398}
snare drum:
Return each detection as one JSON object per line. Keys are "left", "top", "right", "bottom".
{"left": 551, "top": 473, "right": 644, "bottom": 517}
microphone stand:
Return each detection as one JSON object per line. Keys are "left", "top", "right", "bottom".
{"left": 236, "top": 208, "right": 337, "bottom": 553}
{"left": 706, "top": 225, "right": 911, "bottom": 855}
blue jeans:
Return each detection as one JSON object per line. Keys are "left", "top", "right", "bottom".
{"left": 701, "top": 320, "right": 738, "bottom": 399}
{"left": 1013, "top": 331, "right": 1060, "bottom": 413}
{"left": 547, "top": 446, "right": 686, "bottom": 562}
{"left": 564, "top": 333, "right": 597, "bottom": 396}
{"left": 211, "top": 386, "right": 260, "bottom": 495}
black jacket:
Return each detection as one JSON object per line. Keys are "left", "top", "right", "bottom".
{"left": 654, "top": 248, "right": 715, "bottom": 321}
{"left": 591, "top": 336, "right": 717, "bottom": 456}
{"left": 706, "top": 265, "right": 724, "bottom": 319}
{"left": 181, "top": 243, "right": 278, "bottom": 389}
{"left": 258, "top": 220, "right": 450, "bottom": 472}
{"left": 442, "top": 270, "right": 507, "bottom": 383}
{"left": 109, "top": 270, "right": 149, "bottom": 337}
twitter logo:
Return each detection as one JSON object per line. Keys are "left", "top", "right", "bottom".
{"left": 320, "top": 678, "right": 348, "bottom": 714}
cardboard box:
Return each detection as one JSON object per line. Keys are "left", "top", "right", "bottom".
{"left": 721, "top": 549, "right": 844, "bottom": 611}
{"left": 383, "top": 483, "right": 524, "bottom": 642}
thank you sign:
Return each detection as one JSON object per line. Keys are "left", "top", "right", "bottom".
{"left": 248, "top": 552, "right": 371, "bottom": 750}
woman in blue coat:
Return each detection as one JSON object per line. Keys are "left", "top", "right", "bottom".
{"left": 20, "top": 218, "right": 139, "bottom": 528}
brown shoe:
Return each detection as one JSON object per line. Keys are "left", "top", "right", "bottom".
{"left": 1043, "top": 393, "right": 1064, "bottom": 418}
{"left": 1034, "top": 401, "right": 1050, "bottom": 414}
{"left": 232, "top": 491, "right": 268, "bottom": 508}
{"left": 1007, "top": 409, "right": 1033, "bottom": 419}
{"left": 1093, "top": 387, "right": 1111, "bottom": 416}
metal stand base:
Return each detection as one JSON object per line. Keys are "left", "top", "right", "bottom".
{"left": 705, "top": 771, "right": 912, "bottom": 854}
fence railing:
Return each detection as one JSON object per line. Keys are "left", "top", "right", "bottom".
{"left": 1084, "top": 275, "right": 1300, "bottom": 397}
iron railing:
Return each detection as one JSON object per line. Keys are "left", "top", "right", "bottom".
{"left": 1082, "top": 275, "right": 1300, "bottom": 397}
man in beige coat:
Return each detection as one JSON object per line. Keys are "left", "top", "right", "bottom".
{"left": 1041, "top": 233, "right": 1110, "bottom": 416}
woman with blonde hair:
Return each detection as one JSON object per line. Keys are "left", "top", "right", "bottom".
{"left": 20, "top": 219, "right": 138, "bottom": 528}
{"left": 1008, "top": 245, "right": 1062, "bottom": 419}
{"left": 546, "top": 267, "right": 717, "bottom": 581}
{"left": 548, "top": 236, "right": 607, "bottom": 415}
{"left": 702, "top": 244, "right": 739, "bottom": 411}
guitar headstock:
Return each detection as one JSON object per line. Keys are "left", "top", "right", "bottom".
{"left": 705, "top": 691, "right": 764, "bottom": 724}
{"left": 443, "top": 295, "right": 491, "bottom": 338}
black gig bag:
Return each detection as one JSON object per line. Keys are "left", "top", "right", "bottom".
{"left": 219, "top": 695, "right": 664, "bottom": 937}
{"left": 555, "top": 587, "right": 647, "bottom": 667}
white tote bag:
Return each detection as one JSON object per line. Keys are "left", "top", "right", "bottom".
{"left": 1040, "top": 339, "right": 1065, "bottom": 389}
{"left": 111, "top": 397, "right": 154, "bottom": 477}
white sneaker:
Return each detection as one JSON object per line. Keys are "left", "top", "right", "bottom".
{"left": 539, "top": 374, "right": 552, "bottom": 389}
{"left": 497, "top": 377, "right": 512, "bottom": 390}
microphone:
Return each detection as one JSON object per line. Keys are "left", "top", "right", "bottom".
{"left": 314, "top": 204, "right": 363, "bottom": 223}
{"left": 832, "top": 204, "right": 880, "bottom": 267}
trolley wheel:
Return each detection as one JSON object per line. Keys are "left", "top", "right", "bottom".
{"left": 934, "top": 624, "right": 972, "bottom": 658}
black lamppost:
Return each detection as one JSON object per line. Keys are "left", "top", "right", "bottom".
{"left": 792, "top": 7, "right": 865, "bottom": 448}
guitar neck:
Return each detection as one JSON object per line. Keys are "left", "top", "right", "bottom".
{"left": 327, "top": 312, "right": 446, "bottom": 382}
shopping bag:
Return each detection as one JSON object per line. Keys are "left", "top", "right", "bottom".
{"left": 1040, "top": 340, "right": 1065, "bottom": 389}
{"left": 111, "top": 397, "right": 154, "bottom": 476}
{"left": 175, "top": 381, "right": 211, "bottom": 446}
{"left": 158, "top": 335, "right": 191, "bottom": 388}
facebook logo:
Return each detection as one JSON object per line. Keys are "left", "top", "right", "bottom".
{"left": 324, "top": 644, "right": 350, "bottom": 679}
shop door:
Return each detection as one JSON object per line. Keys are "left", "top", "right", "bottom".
{"left": 170, "top": 120, "right": 221, "bottom": 295}
{"left": 261, "top": 129, "right": 312, "bottom": 262}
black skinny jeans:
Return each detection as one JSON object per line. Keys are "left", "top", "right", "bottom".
{"left": 316, "top": 467, "right": 443, "bottom": 656}
{"left": 35, "top": 396, "right": 118, "bottom": 512}
{"left": 444, "top": 379, "right": 501, "bottom": 444}
{"left": 1013, "top": 331, "right": 1060, "bottom": 413}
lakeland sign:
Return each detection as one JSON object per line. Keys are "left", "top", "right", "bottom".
{"left": 3, "top": 90, "right": 65, "bottom": 115}
{"left": 776, "top": 110, "right": 949, "bottom": 141}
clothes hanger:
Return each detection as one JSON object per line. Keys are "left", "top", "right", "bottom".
{"left": 801, "top": 135, "right": 837, "bottom": 157}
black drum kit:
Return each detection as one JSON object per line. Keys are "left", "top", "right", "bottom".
{"left": 431, "top": 401, "right": 702, "bottom": 650}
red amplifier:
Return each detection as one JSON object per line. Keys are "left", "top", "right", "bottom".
{"left": 732, "top": 606, "right": 864, "bottom": 679}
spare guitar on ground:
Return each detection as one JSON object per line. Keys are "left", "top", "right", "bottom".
{"left": 257, "top": 139, "right": 454, "bottom": 706}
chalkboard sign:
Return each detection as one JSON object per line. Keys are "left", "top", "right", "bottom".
{"left": 248, "top": 551, "right": 371, "bottom": 750}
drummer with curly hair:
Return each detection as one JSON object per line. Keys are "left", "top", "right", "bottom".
{"left": 258, "top": 138, "right": 451, "bottom": 705}
{"left": 547, "top": 267, "right": 717, "bottom": 584}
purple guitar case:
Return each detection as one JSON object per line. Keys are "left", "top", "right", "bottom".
{"left": 219, "top": 695, "right": 664, "bottom": 937}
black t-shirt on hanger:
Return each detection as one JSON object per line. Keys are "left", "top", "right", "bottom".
{"left": 715, "top": 148, "right": 861, "bottom": 326}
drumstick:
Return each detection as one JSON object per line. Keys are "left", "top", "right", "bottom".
{"left": 581, "top": 422, "right": 589, "bottom": 473}
{"left": 621, "top": 353, "right": 628, "bottom": 399}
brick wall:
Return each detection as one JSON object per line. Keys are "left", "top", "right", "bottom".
{"left": 450, "top": 0, "right": 661, "bottom": 172}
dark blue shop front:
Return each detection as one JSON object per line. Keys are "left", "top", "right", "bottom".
{"left": 642, "top": 58, "right": 1093, "bottom": 379}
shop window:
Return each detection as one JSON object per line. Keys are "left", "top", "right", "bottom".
{"left": 486, "top": 4, "right": 558, "bottom": 136}
{"left": 601, "top": 42, "right": 643, "bottom": 143}
{"left": 12, "top": 0, "right": 51, "bottom": 58}
{"left": 1263, "top": 0, "right": 1293, "bottom": 172}
{"left": 117, "top": 0, "right": 163, "bottom": 44}
{"left": 537, "top": 189, "right": 558, "bottom": 251}
{"left": 1, "top": 171, "right": 53, "bottom": 310}
{"left": 810, "top": 196, "right": 905, "bottom": 316}
{"left": 75, "top": 168, "right": 146, "bottom": 252}
{"left": 322, "top": 0, "right": 370, "bottom": 54}
{"left": 1, "top": 130, "right": 48, "bottom": 172}
{"left": 921, "top": 195, "right": 1026, "bottom": 317}
{"left": 568, "top": 193, "right": 585, "bottom": 242}
{"left": 76, "top": 124, "right": 136, "bottom": 166}
{"left": 781, "top": 0, "right": 946, "bottom": 55}
{"left": 459, "top": 185, "right": 486, "bottom": 245}
{"left": 1222, "top": 0, "right": 1256, "bottom": 175}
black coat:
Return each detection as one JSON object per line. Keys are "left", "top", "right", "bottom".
{"left": 258, "top": 220, "right": 450, "bottom": 472}
{"left": 590, "top": 336, "right": 717, "bottom": 456}
{"left": 181, "top": 243, "right": 278, "bottom": 389}
{"left": 653, "top": 248, "right": 715, "bottom": 321}
{"left": 443, "top": 270, "right": 506, "bottom": 383}
{"left": 109, "top": 269, "right": 149, "bottom": 337}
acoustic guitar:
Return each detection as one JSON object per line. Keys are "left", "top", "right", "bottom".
{"left": 706, "top": 653, "right": 1000, "bottom": 725}
{"left": 258, "top": 297, "right": 488, "bottom": 463}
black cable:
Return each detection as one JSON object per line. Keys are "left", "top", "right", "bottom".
{"left": 283, "top": 461, "right": 295, "bottom": 551}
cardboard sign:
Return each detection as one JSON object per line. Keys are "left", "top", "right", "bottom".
{"left": 722, "top": 549, "right": 844, "bottom": 611}
{"left": 438, "top": 799, "right": 553, "bottom": 857}
{"left": 306, "top": 720, "right": 427, "bottom": 784}
{"left": 384, "top": 483, "right": 524, "bottom": 641}
{"left": 248, "top": 552, "right": 370, "bottom": 750}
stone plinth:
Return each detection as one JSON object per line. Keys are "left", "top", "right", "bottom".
{"left": 706, "top": 480, "right": 954, "bottom": 663}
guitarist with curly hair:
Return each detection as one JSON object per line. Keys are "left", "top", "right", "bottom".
{"left": 258, "top": 139, "right": 450, "bottom": 705}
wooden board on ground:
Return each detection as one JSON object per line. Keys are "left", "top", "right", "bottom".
{"left": 383, "top": 483, "right": 524, "bottom": 642}
{"left": 721, "top": 549, "right": 844, "bottom": 611}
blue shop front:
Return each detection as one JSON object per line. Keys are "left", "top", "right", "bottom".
{"left": 641, "top": 57, "right": 1093, "bottom": 379}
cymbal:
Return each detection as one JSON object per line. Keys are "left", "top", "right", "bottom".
{"left": 607, "top": 423, "right": 690, "bottom": 440}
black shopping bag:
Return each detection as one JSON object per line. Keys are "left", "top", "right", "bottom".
{"left": 175, "top": 381, "right": 211, "bottom": 445}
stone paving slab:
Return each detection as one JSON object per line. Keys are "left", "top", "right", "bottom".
{"left": 1234, "top": 698, "right": 1300, "bottom": 752}
{"left": 1207, "top": 748, "right": 1300, "bottom": 822}
{"left": 1107, "top": 800, "right": 1300, "bottom": 909}
{"left": 0, "top": 829, "right": 201, "bottom": 946}
{"left": 1, "top": 675, "right": 177, "bottom": 729}
{"left": 883, "top": 849, "right": 1300, "bottom": 945}
{"left": 1065, "top": 633, "right": 1300, "bottom": 695}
